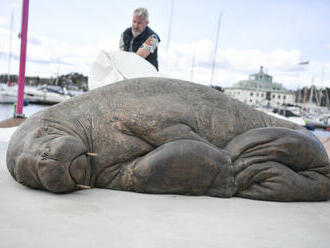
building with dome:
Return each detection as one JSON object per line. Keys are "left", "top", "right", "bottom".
{"left": 225, "top": 66, "right": 295, "bottom": 107}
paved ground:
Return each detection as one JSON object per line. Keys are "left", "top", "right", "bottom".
{"left": 0, "top": 117, "right": 25, "bottom": 128}
{"left": 1, "top": 127, "right": 330, "bottom": 248}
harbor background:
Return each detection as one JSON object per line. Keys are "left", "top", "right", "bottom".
{"left": 1, "top": 1, "right": 330, "bottom": 89}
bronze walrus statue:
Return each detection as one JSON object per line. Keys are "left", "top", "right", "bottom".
{"left": 6, "top": 78, "right": 330, "bottom": 201}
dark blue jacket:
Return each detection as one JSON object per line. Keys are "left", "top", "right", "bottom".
{"left": 122, "top": 26, "right": 160, "bottom": 70}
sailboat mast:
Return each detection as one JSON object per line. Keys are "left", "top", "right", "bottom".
{"left": 210, "top": 13, "right": 222, "bottom": 86}
{"left": 15, "top": 0, "right": 29, "bottom": 117}
{"left": 190, "top": 44, "right": 196, "bottom": 82}
{"left": 319, "top": 69, "right": 325, "bottom": 106}
{"left": 309, "top": 80, "right": 314, "bottom": 104}
{"left": 326, "top": 87, "right": 330, "bottom": 108}
{"left": 166, "top": 0, "right": 174, "bottom": 53}
{"left": 166, "top": 0, "right": 174, "bottom": 74}
{"left": 7, "top": 11, "right": 14, "bottom": 84}
{"left": 296, "top": 80, "right": 301, "bottom": 103}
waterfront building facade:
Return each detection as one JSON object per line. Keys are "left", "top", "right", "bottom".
{"left": 225, "top": 66, "right": 295, "bottom": 107}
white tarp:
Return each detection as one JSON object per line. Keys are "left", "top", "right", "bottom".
{"left": 88, "top": 50, "right": 166, "bottom": 90}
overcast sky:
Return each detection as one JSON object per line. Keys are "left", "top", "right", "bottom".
{"left": 0, "top": 0, "right": 330, "bottom": 89}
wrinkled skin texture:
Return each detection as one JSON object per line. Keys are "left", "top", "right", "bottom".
{"left": 6, "top": 78, "right": 330, "bottom": 201}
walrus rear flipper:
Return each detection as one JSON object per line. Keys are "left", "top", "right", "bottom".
{"left": 235, "top": 162, "right": 330, "bottom": 201}
{"left": 226, "top": 127, "right": 330, "bottom": 201}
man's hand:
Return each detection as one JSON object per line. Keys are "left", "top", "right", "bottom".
{"left": 136, "top": 48, "right": 151, "bottom": 58}
{"left": 136, "top": 35, "right": 158, "bottom": 58}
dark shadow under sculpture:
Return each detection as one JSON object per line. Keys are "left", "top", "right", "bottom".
{"left": 6, "top": 78, "right": 330, "bottom": 201}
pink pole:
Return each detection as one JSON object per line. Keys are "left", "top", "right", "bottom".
{"left": 16, "top": 0, "right": 29, "bottom": 117}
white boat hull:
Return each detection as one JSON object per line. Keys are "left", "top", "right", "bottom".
{"left": 0, "top": 90, "right": 17, "bottom": 104}
{"left": 25, "top": 88, "right": 70, "bottom": 104}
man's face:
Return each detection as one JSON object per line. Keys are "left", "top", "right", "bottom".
{"left": 132, "top": 15, "right": 148, "bottom": 37}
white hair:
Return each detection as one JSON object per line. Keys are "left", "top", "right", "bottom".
{"left": 133, "top": 8, "right": 149, "bottom": 22}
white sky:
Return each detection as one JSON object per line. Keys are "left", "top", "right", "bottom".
{"left": 0, "top": 0, "right": 330, "bottom": 89}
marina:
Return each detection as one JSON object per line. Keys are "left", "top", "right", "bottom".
{"left": 1, "top": 99, "right": 330, "bottom": 140}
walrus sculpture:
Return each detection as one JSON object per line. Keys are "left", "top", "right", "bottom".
{"left": 6, "top": 78, "right": 330, "bottom": 201}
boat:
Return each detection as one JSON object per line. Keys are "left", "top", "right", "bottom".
{"left": 0, "top": 84, "right": 71, "bottom": 105}
{"left": 257, "top": 106, "right": 306, "bottom": 127}
{"left": 0, "top": 83, "right": 17, "bottom": 104}
{"left": 304, "top": 114, "right": 330, "bottom": 130}
{"left": 0, "top": 88, "right": 17, "bottom": 104}
{"left": 299, "top": 101, "right": 330, "bottom": 130}
{"left": 24, "top": 85, "right": 71, "bottom": 105}
{"left": 259, "top": 105, "right": 330, "bottom": 131}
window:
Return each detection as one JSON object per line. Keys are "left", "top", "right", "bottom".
{"left": 250, "top": 92, "right": 254, "bottom": 96}
{"left": 278, "top": 95, "right": 281, "bottom": 99}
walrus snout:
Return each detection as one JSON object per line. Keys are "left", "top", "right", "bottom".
{"left": 37, "top": 136, "right": 91, "bottom": 193}
{"left": 12, "top": 135, "right": 92, "bottom": 193}
{"left": 38, "top": 158, "right": 76, "bottom": 193}
{"left": 15, "top": 154, "right": 91, "bottom": 193}
{"left": 10, "top": 151, "right": 74, "bottom": 193}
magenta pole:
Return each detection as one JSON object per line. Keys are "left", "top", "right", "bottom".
{"left": 15, "top": 0, "right": 30, "bottom": 117}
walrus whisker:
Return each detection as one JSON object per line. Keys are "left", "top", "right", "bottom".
{"left": 86, "top": 152, "right": 98, "bottom": 157}
{"left": 76, "top": 184, "right": 91, "bottom": 189}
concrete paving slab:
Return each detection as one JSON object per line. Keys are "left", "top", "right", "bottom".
{"left": 1, "top": 128, "right": 330, "bottom": 248}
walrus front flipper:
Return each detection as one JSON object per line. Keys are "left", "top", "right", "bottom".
{"left": 225, "top": 127, "right": 330, "bottom": 201}
{"left": 102, "top": 139, "right": 235, "bottom": 197}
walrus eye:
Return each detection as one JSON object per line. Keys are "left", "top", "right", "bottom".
{"left": 41, "top": 153, "right": 48, "bottom": 160}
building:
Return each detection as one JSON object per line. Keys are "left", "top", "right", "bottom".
{"left": 225, "top": 66, "right": 295, "bottom": 107}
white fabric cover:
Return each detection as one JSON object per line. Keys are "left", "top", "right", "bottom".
{"left": 88, "top": 50, "right": 165, "bottom": 90}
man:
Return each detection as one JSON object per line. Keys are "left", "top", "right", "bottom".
{"left": 119, "top": 8, "right": 160, "bottom": 70}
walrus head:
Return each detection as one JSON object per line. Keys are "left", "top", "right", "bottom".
{"left": 7, "top": 133, "right": 91, "bottom": 193}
